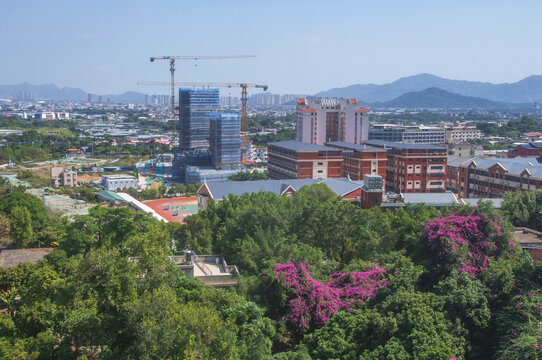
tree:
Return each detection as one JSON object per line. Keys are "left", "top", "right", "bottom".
{"left": 0, "top": 192, "right": 49, "bottom": 232}
{"left": 0, "top": 215, "right": 10, "bottom": 240}
{"left": 228, "top": 171, "right": 268, "bottom": 181}
{"left": 304, "top": 290, "right": 467, "bottom": 360}
{"left": 9, "top": 206, "right": 33, "bottom": 248}
{"left": 502, "top": 190, "right": 542, "bottom": 231}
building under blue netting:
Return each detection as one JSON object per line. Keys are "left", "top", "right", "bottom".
{"left": 210, "top": 112, "right": 241, "bottom": 170}
{"left": 179, "top": 88, "right": 219, "bottom": 150}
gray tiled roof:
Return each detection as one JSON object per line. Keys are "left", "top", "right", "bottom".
{"left": 268, "top": 140, "right": 340, "bottom": 152}
{"left": 401, "top": 192, "right": 460, "bottom": 206}
{"left": 448, "top": 155, "right": 542, "bottom": 179}
{"left": 203, "top": 177, "right": 364, "bottom": 200}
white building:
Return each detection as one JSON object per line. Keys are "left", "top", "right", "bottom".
{"left": 296, "top": 98, "right": 369, "bottom": 145}
{"left": 101, "top": 174, "right": 138, "bottom": 191}
{"left": 369, "top": 125, "right": 446, "bottom": 145}
{"left": 247, "top": 145, "right": 267, "bottom": 164}
{"left": 445, "top": 126, "right": 483, "bottom": 143}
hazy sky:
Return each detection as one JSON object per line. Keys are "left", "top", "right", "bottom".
{"left": 2, "top": 0, "right": 542, "bottom": 96}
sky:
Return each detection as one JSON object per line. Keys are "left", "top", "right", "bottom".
{"left": 2, "top": 0, "right": 542, "bottom": 96}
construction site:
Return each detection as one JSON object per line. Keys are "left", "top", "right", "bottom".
{"left": 137, "top": 55, "right": 268, "bottom": 185}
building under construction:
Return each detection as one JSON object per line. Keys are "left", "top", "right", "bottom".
{"left": 174, "top": 88, "right": 245, "bottom": 184}
{"left": 179, "top": 88, "right": 219, "bottom": 150}
{"left": 210, "top": 113, "right": 241, "bottom": 169}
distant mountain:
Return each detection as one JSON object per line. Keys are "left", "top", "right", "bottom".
{"left": 372, "top": 87, "right": 528, "bottom": 109}
{"left": 315, "top": 73, "right": 542, "bottom": 103}
{"left": 0, "top": 83, "right": 146, "bottom": 104}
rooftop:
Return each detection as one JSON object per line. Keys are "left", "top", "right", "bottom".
{"left": 325, "top": 141, "right": 388, "bottom": 151}
{"left": 461, "top": 198, "right": 502, "bottom": 209}
{"left": 0, "top": 248, "right": 54, "bottom": 268}
{"left": 269, "top": 140, "right": 341, "bottom": 152}
{"left": 363, "top": 140, "right": 447, "bottom": 150}
{"left": 401, "top": 192, "right": 460, "bottom": 207}
{"left": 97, "top": 190, "right": 128, "bottom": 203}
{"left": 451, "top": 156, "right": 542, "bottom": 179}
{"left": 102, "top": 174, "right": 136, "bottom": 180}
{"left": 201, "top": 177, "right": 366, "bottom": 201}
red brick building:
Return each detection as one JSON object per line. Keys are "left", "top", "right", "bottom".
{"left": 364, "top": 140, "right": 447, "bottom": 193}
{"left": 508, "top": 142, "right": 542, "bottom": 158}
{"left": 267, "top": 140, "right": 343, "bottom": 179}
{"left": 325, "top": 141, "right": 388, "bottom": 184}
{"left": 447, "top": 155, "right": 542, "bottom": 198}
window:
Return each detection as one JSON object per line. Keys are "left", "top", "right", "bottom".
{"left": 317, "top": 162, "right": 323, "bottom": 166}
{"left": 318, "top": 170, "right": 323, "bottom": 174}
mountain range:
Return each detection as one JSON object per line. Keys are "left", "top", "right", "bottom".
{"left": 370, "top": 87, "right": 531, "bottom": 110}
{"left": 315, "top": 73, "right": 542, "bottom": 104}
{"left": 0, "top": 83, "right": 145, "bottom": 104}
{"left": 3, "top": 73, "right": 542, "bottom": 109}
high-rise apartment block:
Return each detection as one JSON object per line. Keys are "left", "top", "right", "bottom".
{"left": 296, "top": 98, "right": 369, "bottom": 145}
{"left": 179, "top": 88, "right": 219, "bottom": 150}
{"left": 210, "top": 113, "right": 241, "bottom": 170}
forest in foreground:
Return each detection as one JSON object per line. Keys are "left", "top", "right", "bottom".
{"left": 0, "top": 184, "right": 541, "bottom": 360}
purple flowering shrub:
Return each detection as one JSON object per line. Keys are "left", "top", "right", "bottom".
{"left": 422, "top": 213, "right": 513, "bottom": 276}
{"left": 274, "top": 262, "right": 388, "bottom": 332}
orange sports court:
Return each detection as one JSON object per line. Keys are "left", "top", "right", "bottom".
{"left": 143, "top": 197, "right": 198, "bottom": 223}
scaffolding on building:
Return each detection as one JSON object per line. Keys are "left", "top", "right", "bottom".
{"left": 210, "top": 112, "right": 242, "bottom": 170}
{"left": 179, "top": 88, "right": 220, "bottom": 150}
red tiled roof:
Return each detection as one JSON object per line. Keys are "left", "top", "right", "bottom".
{"left": 350, "top": 99, "right": 357, "bottom": 104}
{"left": 297, "top": 98, "right": 306, "bottom": 105}
{"left": 357, "top": 107, "right": 369, "bottom": 112}
{"left": 299, "top": 107, "right": 316, "bottom": 112}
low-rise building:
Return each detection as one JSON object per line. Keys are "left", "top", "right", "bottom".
{"left": 363, "top": 140, "right": 447, "bottom": 193}
{"left": 247, "top": 145, "right": 268, "bottom": 164}
{"left": 101, "top": 174, "right": 137, "bottom": 191}
{"left": 130, "top": 254, "right": 239, "bottom": 287}
{"left": 508, "top": 142, "right": 542, "bottom": 158}
{"left": 369, "top": 124, "right": 446, "bottom": 145}
{"left": 324, "top": 141, "right": 388, "bottom": 184}
{"left": 267, "top": 140, "right": 343, "bottom": 179}
{"left": 197, "top": 176, "right": 383, "bottom": 210}
{"left": 50, "top": 166, "right": 78, "bottom": 187}
{"left": 445, "top": 126, "right": 483, "bottom": 143}
{"left": 446, "top": 143, "right": 484, "bottom": 158}
{"left": 447, "top": 155, "right": 542, "bottom": 198}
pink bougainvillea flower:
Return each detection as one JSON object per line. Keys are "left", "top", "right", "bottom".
{"left": 275, "top": 262, "right": 388, "bottom": 332}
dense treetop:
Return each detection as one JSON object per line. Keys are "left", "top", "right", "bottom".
{"left": 0, "top": 186, "right": 541, "bottom": 359}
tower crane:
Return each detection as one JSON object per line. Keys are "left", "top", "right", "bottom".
{"left": 138, "top": 81, "right": 269, "bottom": 162}
{"left": 148, "top": 55, "right": 255, "bottom": 139}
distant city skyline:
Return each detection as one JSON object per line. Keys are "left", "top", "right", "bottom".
{"left": 2, "top": 0, "right": 542, "bottom": 96}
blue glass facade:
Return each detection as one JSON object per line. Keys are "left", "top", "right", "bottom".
{"left": 210, "top": 112, "right": 241, "bottom": 169}
{"left": 179, "top": 88, "right": 220, "bottom": 150}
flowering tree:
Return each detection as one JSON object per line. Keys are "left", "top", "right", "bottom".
{"left": 275, "top": 262, "right": 388, "bottom": 332}
{"left": 422, "top": 213, "right": 513, "bottom": 276}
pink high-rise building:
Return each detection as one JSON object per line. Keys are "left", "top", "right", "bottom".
{"left": 296, "top": 98, "right": 369, "bottom": 145}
